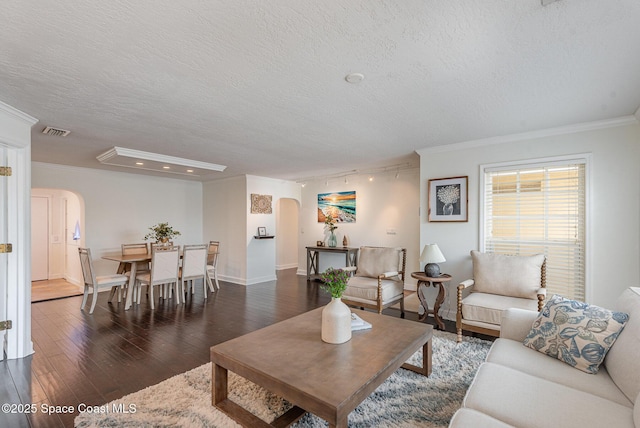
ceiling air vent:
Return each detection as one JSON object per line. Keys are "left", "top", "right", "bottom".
{"left": 42, "top": 126, "right": 71, "bottom": 137}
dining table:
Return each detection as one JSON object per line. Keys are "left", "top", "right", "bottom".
{"left": 102, "top": 252, "right": 153, "bottom": 310}
{"left": 102, "top": 249, "right": 219, "bottom": 310}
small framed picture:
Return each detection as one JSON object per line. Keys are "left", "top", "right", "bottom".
{"left": 257, "top": 227, "right": 267, "bottom": 237}
{"left": 316, "top": 240, "right": 324, "bottom": 247}
{"left": 428, "top": 176, "right": 468, "bottom": 222}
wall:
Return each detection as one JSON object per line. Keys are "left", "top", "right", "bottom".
{"left": 417, "top": 119, "right": 640, "bottom": 318}
{"left": 31, "top": 162, "right": 203, "bottom": 276}
{"left": 298, "top": 168, "right": 420, "bottom": 288}
{"left": 202, "top": 176, "right": 248, "bottom": 284}
{"left": 202, "top": 175, "right": 301, "bottom": 285}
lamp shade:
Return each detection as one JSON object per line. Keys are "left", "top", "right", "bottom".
{"left": 420, "top": 244, "right": 446, "bottom": 263}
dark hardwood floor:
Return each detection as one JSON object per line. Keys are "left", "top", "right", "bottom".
{"left": 1, "top": 269, "right": 473, "bottom": 428}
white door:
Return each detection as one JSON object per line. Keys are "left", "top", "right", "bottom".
{"left": 31, "top": 196, "right": 49, "bottom": 281}
{"left": 0, "top": 146, "right": 9, "bottom": 360}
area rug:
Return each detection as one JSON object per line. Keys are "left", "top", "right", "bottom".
{"left": 75, "top": 330, "right": 491, "bottom": 428}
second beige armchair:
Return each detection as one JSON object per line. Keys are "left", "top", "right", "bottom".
{"left": 456, "top": 250, "right": 546, "bottom": 342}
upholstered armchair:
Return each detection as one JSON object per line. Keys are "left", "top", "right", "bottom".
{"left": 341, "top": 246, "right": 406, "bottom": 317}
{"left": 456, "top": 250, "right": 546, "bottom": 342}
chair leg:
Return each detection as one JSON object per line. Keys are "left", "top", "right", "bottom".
{"left": 89, "top": 286, "right": 99, "bottom": 314}
{"left": 137, "top": 282, "right": 143, "bottom": 305}
{"left": 149, "top": 284, "right": 155, "bottom": 310}
{"left": 206, "top": 272, "right": 214, "bottom": 293}
{"left": 173, "top": 281, "right": 181, "bottom": 305}
{"left": 214, "top": 271, "right": 220, "bottom": 290}
{"left": 400, "top": 298, "right": 405, "bottom": 319}
{"left": 108, "top": 286, "right": 118, "bottom": 302}
{"left": 81, "top": 285, "right": 89, "bottom": 311}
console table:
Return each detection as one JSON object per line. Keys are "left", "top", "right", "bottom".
{"left": 306, "top": 246, "right": 359, "bottom": 280}
{"left": 410, "top": 272, "right": 451, "bottom": 330}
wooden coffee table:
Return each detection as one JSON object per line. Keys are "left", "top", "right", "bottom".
{"left": 211, "top": 307, "right": 433, "bottom": 428}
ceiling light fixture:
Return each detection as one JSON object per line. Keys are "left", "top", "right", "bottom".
{"left": 97, "top": 146, "right": 227, "bottom": 177}
{"left": 345, "top": 73, "right": 365, "bottom": 84}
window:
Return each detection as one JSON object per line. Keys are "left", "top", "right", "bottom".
{"left": 481, "top": 156, "right": 588, "bottom": 300}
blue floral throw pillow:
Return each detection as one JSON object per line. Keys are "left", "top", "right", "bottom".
{"left": 523, "top": 295, "right": 629, "bottom": 374}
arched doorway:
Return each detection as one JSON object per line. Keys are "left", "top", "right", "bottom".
{"left": 31, "top": 188, "right": 85, "bottom": 301}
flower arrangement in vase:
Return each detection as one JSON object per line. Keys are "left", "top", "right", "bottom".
{"left": 144, "top": 222, "right": 181, "bottom": 244}
{"left": 324, "top": 214, "right": 338, "bottom": 247}
{"left": 320, "top": 267, "right": 352, "bottom": 344}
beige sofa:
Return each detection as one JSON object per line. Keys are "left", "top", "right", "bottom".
{"left": 450, "top": 287, "right": 640, "bottom": 428}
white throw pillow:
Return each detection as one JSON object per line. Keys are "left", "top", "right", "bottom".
{"left": 471, "top": 251, "right": 544, "bottom": 299}
{"left": 355, "top": 247, "right": 400, "bottom": 278}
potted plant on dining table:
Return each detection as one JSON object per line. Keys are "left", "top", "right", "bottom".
{"left": 144, "top": 222, "right": 181, "bottom": 245}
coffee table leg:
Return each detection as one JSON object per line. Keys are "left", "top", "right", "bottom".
{"left": 401, "top": 338, "right": 432, "bottom": 377}
{"left": 212, "top": 363, "right": 306, "bottom": 427}
{"left": 212, "top": 363, "right": 228, "bottom": 406}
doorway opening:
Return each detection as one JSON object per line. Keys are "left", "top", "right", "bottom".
{"left": 31, "top": 188, "right": 85, "bottom": 302}
{"left": 275, "top": 198, "right": 300, "bottom": 272}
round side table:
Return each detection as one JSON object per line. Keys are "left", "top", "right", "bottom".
{"left": 410, "top": 272, "right": 451, "bottom": 330}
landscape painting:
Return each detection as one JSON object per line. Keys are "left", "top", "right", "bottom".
{"left": 317, "top": 191, "right": 356, "bottom": 223}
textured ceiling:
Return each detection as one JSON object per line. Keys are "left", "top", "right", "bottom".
{"left": 1, "top": 0, "right": 639, "bottom": 181}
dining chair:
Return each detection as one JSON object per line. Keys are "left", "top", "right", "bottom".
{"left": 180, "top": 244, "right": 209, "bottom": 301}
{"left": 135, "top": 246, "right": 180, "bottom": 309}
{"left": 150, "top": 241, "right": 173, "bottom": 251}
{"left": 206, "top": 240, "right": 220, "bottom": 291}
{"left": 78, "top": 248, "right": 129, "bottom": 314}
{"left": 118, "top": 242, "right": 150, "bottom": 301}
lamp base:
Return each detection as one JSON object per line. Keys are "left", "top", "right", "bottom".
{"left": 424, "top": 263, "right": 441, "bottom": 278}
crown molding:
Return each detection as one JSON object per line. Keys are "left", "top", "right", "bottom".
{"left": 0, "top": 100, "right": 38, "bottom": 126}
{"left": 416, "top": 115, "right": 639, "bottom": 156}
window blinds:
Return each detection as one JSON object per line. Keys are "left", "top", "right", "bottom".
{"left": 483, "top": 161, "right": 586, "bottom": 301}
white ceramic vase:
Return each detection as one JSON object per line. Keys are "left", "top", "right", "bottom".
{"left": 321, "top": 297, "right": 352, "bottom": 344}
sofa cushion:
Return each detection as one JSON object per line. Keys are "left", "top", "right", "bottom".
{"left": 355, "top": 247, "right": 400, "bottom": 278}
{"left": 449, "top": 408, "right": 514, "bottom": 427}
{"left": 463, "top": 363, "right": 635, "bottom": 428}
{"left": 523, "top": 294, "right": 628, "bottom": 374}
{"left": 343, "top": 275, "right": 403, "bottom": 304}
{"left": 462, "top": 293, "right": 539, "bottom": 326}
{"left": 487, "top": 338, "right": 631, "bottom": 406}
{"left": 471, "top": 251, "right": 544, "bottom": 299}
{"left": 604, "top": 287, "right": 640, "bottom": 402}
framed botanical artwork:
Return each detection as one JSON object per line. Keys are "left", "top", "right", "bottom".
{"left": 428, "top": 176, "right": 468, "bottom": 222}
{"left": 257, "top": 227, "right": 267, "bottom": 236}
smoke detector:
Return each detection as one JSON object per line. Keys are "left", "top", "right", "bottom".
{"left": 42, "top": 126, "right": 71, "bottom": 137}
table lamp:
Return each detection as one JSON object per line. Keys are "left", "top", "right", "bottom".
{"left": 420, "top": 244, "right": 446, "bottom": 277}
